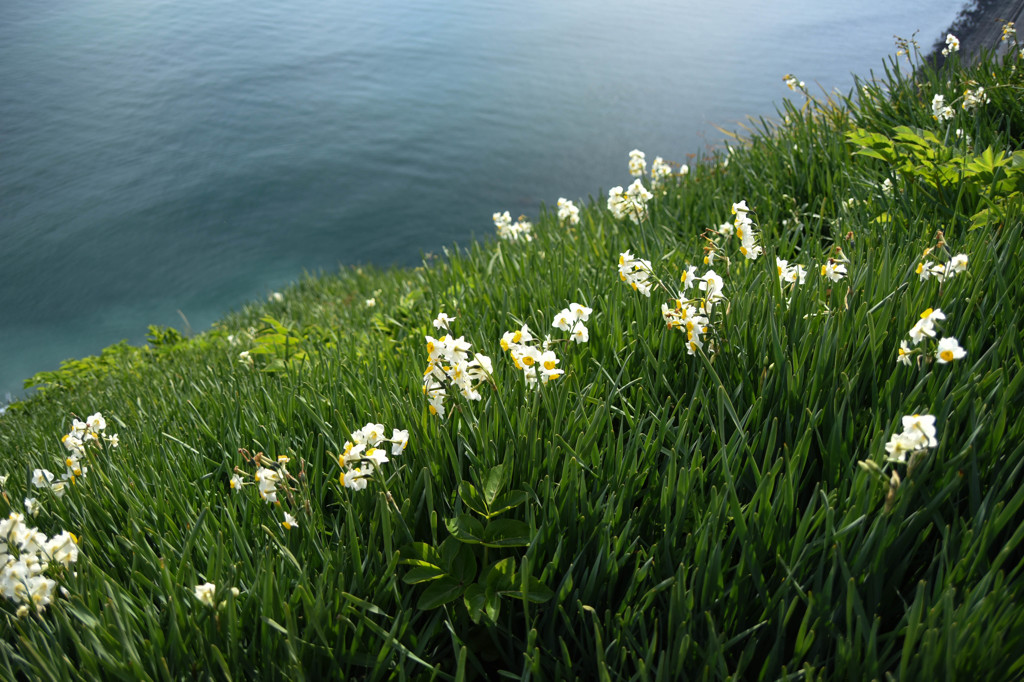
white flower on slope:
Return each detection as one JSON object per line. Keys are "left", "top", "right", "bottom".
{"left": 651, "top": 156, "right": 673, "bottom": 188}
{"left": 31, "top": 469, "right": 54, "bottom": 489}
{"left": 908, "top": 308, "right": 945, "bottom": 345}
{"left": 389, "top": 429, "right": 409, "bottom": 456}
{"left": 628, "top": 149, "right": 646, "bottom": 177}
{"left": 935, "top": 337, "right": 966, "bottom": 364}
{"left": 194, "top": 582, "right": 217, "bottom": 607}
{"left": 931, "top": 94, "right": 954, "bottom": 122}
{"left": 556, "top": 198, "right": 580, "bottom": 226}
{"left": 618, "top": 250, "right": 653, "bottom": 296}
{"left": 432, "top": 312, "right": 456, "bottom": 330}
{"left": 608, "top": 180, "right": 653, "bottom": 224}
{"left": 698, "top": 270, "right": 725, "bottom": 302}
{"left": 942, "top": 33, "right": 960, "bottom": 56}
{"left": 821, "top": 260, "right": 848, "bottom": 282}
{"left": 884, "top": 414, "right": 939, "bottom": 463}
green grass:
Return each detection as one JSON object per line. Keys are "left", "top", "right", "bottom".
{"left": 2, "top": 40, "right": 1024, "bottom": 680}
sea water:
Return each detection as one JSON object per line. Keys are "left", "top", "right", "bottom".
{"left": 0, "top": 0, "right": 961, "bottom": 400}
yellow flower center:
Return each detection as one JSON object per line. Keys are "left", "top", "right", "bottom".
{"left": 940, "top": 350, "right": 954, "bottom": 362}
{"left": 543, "top": 360, "right": 557, "bottom": 370}
{"left": 920, "top": 308, "right": 933, "bottom": 319}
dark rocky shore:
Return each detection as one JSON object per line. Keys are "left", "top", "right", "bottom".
{"left": 934, "top": 0, "right": 1024, "bottom": 63}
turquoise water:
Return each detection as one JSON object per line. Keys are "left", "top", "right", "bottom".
{"left": 0, "top": 0, "right": 960, "bottom": 400}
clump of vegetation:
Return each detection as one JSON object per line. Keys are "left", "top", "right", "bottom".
{"left": 1, "top": 33, "right": 1023, "bottom": 680}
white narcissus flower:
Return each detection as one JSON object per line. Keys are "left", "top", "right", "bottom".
{"left": 229, "top": 474, "right": 244, "bottom": 493}
{"left": 254, "top": 467, "right": 279, "bottom": 504}
{"left": 961, "top": 85, "right": 990, "bottom": 110}
{"left": 365, "top": 298, "right": 376, "bottom": 307}
{"left": 552, "top": 309, "right": 573, "bottom": 332}
{"left": 942, "top": 33, "right": 960, "bottom": 56}
{"left": 43, "top": 531, "right": 79, "bottom": 568}
{"left": 23, "top": 498, "right": 40, "bottom": 517}
{"left": 85, "top": 413, "right": 106, "bottom": 433}
{"left": 680, "top": 265, "right": 699, "bottom": 289}
{"left": 902, "top": 414, "right": 938, "bottom": 448}
{"left": 949, "top": 253, "right": 968, "bottom": 273}
{"left": 571, "top": 323, "right": 589, "bottom": 344}
{"left": 32, "top": 469, "right": 54, "bottom": 489}
{"left": 364, "top": 448, "right": 389, "bottom": 467}
{"left": 341, "top": 467, "right": 370, "bottom": 491}
{"left": 390, "top": 429, "right": 409, "bottom": 456}
{"left": 908, "top": 308, "right": 945, "bottom": 345}
{"left": 556, "top": 198, "right": 580, "bottom": 226}
{"left": 608, "top": 181, "right": 653, "bottom": 224}
{"left": 650, "top": 156, "right": 673, "bottom": 188}
{"left": 628, "top": 149, "right": 646, "bottom": 177}
{"left": 432, "top": 312, "right": 455, "bottom": 330}
{"left": 699, "top": 270, "right": 725, "bottom": 302}
{"left": 935, "top": 337, "right": 966, "bottom": 364}
{"left": 618, "top": 251, "right": 653, "bottom": 296}
{"left": 427, "top": 390, "right": 446, "bottom": 419}
{"left": 357, "top": 422, "right": 386, "bottom": 446}
{"left": 931, "top": 94, "right": 954, "bottom": 122}
{"left": 897, "top": 341, "right": 913, "bottom": 366}
{"left": 569, "top": 302, "right": 592, "bottom": 322}
{"left": 821, "top": 260, "right": 847, "bottom": 282}
{"left": 783, "top": 264, "right": 807, "bottom": 286}
{"left": 194, "top": 582, "right": 217, "bottom": 606}
{"left": 512, "top": 345, "right": 542, "bottom": 369}
{"left": 282, "top": 512, "right": 298, "bottom": 530}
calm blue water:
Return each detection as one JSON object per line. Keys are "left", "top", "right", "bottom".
{"left": 0, "top": 0, "right": 960, "bottom": 401}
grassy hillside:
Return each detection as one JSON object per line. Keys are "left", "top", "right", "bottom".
{"left": 2, "top": 34, "right": 1023, "bottom": 680}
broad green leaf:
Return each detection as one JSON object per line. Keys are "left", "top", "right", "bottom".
{"left": 402, "top": 565, "right": 447, "bottom": 585}
{"left": 483, "top": 465, "right": 507, "bottom": 506}
{"left": 417, "top": 577, "right": 465, "bottom": 610}
{"left": 519, "top": 575, "right": 555, "bottom": 603}
{"left": 446, "top": 514, "right": 487, "bottom": 544}
{"left": 487, "top": 490, "right": 529, "bottom": 518}
{"left": 459, "top": 481, "right": 489, "bottom": 517}
{"left": 483, "top": 519, "right": 531, "bottom": 547}
{"left": 463, "top": 584, "right": 488, "bottom": 625}
{"left": 486, "top": 558, "right": 517, "bottom": 593}
{"left": 398, "top": 542, "right": 442, "bottom": 568}
{"left": 449, "top": 543, "right": 478, "bottom": 583}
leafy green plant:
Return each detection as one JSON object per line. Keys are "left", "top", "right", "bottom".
{"left": 246, "top": 315, "right": 334, "bottom": 372}
{"left": 400, "top": 465, "right": 551, "bottom": 626}
{"left": 848, "top": 124, "right": 1024, "bottom": 228}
